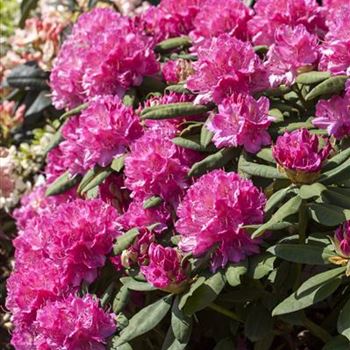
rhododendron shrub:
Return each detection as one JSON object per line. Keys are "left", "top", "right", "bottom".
{"left": 5, "top": 1, "right": 350, "bottom": 350}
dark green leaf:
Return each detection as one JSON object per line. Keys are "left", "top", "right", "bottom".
{"left": 248, "top": 254, "right": 276, "bottom": 280}
{"left": 308, "top": 203, "right": 350, "bottom": 226}
{"left": 200, "top": 125, "right": 214, "bottom": 148}
{"left": 338, "top": 297, "right": 350, "bottom": 341}
{"left": 178, "top": 276, "right": 206, "bottom": 309}
{"left": 320, "top": 158, "right": 350, "bottom": 185}
{"left": 323, "top": 148, "right": 350, "bottom": 171}
{"left": 173, "top": 135, "right": 207, "bottom": 152}
{"left": 113, "top": 228, "right": 139, "bottom": 255}
{"left": 165, "top": 84, "right": 192, "bottom": 94}
{"left": 155, "top": 36, "right": 191, "bottom": 53}
{"left": 296, "top": 71, "right": 331, "bottom": 85}
{"left": 80, "top": 168, "right": 112, "bottom": 194}
{"left": 171, "top": 296, "right": 192, "bottom": 344}
{"left": 305, "top": 75, "right": 348, "bottom": 101}
{"left": 113, "top": 295, "right": 173, "bottom": 346}
{"left": 59, "top": 103, "right": 88, "bottom": 121}
{"left": 214, "top": 338, "right": 235, "bottom": 350}
{"left": 268, "top": 244, "right": 333, "bottom": 265}
{"left": 19, "top": 0, "right": 39, "bottom": 27}
{"left": 44, "top": 128, "right": 63, "bottom": 155}
{"left": 265, "top": 187, "right": 291, "bottom": 213}
{"left": 45, "top": 171, "right": 80, "bottom": 196}
{"left": 25, "top": 91, "right": 51, "bottom": 118}
{"left": 120, "top": 277, "right": 157, "bottom": 291}
{"left": 245, "top": 304, "right": 273, "bottom": 342}
{"left": 143, "top": 196, "right": 163, "bottom": 209}
{"left": 182, "top": 272, "right": 226, "bottom": 315}
{"left": 323, "top": 335, "right": 350, "bottom": 350}
{"left": 113, "top": 285, "right": 130, "bottom": 314}
{"left": 226, "top": 261, "right": 248, "bottom": 287}
{"left": 299, "top": 183, "right": 327, "bottom": 199}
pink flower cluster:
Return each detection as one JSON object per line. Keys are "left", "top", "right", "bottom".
{"left": 334, "top": 221, "right": 350, "bottom": 258}
{"left": 7, "top": 198, "right": 118, "bottom": 348}
{"left": 176, "top": 170, "right": 266, "bottom": 270}
{"left": 57, "top": 95, "right": 143, "bottom": 175}
{"left": 51, "top": 8, "right": 158, "bottom": 109}
{"left": 208, "top": 94, "right": 274, "bottom": 153}
{"left": 273, "top": 129, "right": 332, "bottom": 182}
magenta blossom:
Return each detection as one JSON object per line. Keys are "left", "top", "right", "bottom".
{"left": 141, "top": 243, "right": 188, "bottom": 291}
{"left": 273, "top": 129, "right": 332, "bottom": 183}
{"left": 161, "top": 59, "right": 194, "bottom": 84}
{"left": 118, "top": 198, "right": 170, "bottom": 234}
{"left": 314, "top": 94, "right": 350, "bottom": 139}
{"left": 248, "top": 0, "right": 327, "bottom": 46}
{"left": 33, "top": 294, "right": 115, "bottom": 350}
{"left": 176, "top": 170, "right": 266, "bottom": 271}
{"left": 208, "top": 94, "right": 274, "bottom": 153}
{"left": 50, "top": 8, "right": 158, "bottom": 109}
{"left": 266, "top": 24, "right": 319, "bottom": 87}
{"left": 13, "top": 198, "right": 119, "bottom": 287}
{"left": 124, "top": 131, "right": 198, "bottom": 204}
{"left": 190, "top": 0, "right": 253, "bottom": 45}
{"left": 186, "top": 34, "right": 267, "bottom": 104}
{"left": 60, "top": 95, "right": 143, "bottom": 175}
{"left": 334, "top": 221, "right": 350, "bottom": 258}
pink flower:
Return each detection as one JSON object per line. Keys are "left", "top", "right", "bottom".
{"left": 314, "top": 94, "right": 350, "bottom": 139}
{"left": 118, "top": 198, "right": 170, "bottom": 234}
{"left": 45, "top": 147, "right": 68, "bottom": 183}
{"left": 50, "top": 8, "right": 158, "bottom": 109}
{"left": 33, "top": 294, "right": 115, "bottom": 350}
{"left": 59, "top": 95, "right": 143, "bottom": 175}
{"left": 190, "top": 0, "right": 253, "bottom": 44}
{"left": 248, "top": 0, "right": 327, "bottom": 46}
{"left": 266, "top": 24, "right": 319, "bottom": 87}
{"left": 124, "top": 131, "right": 197, "bottom": 204}
{"left": 140, "top": 0, "right": 203, "bottom": 42}
{"left": 208, "top": 94, "right": 274, "bottom": 153}
{"left": 121, "top": 228, "right": 155, "bottom": 268}
{"left": 14, "top": 198, "right": 119, "bottom": 287}
{"left": 186, "top": 34, "right": 267, "bottom": 104}
{"left": 273, "top": 129, "right": 331, "bottom": 182}
{"left": 176, "top": 170, "right": 266, "bottom": 270}
{"left": 141, "top": 243, "right": 187, "bottom": 290}
{"left": 334, "top": 221, "right": 350, "bottom": 258}
{"left": 161, "top": 59, "right": 194, "bottom": 84}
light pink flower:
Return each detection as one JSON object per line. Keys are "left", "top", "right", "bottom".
{"left": 314, "top": 94, "right": 350, "bottom": 139}
{"left": 273, "top": 129, "right": 331, "bottom": 174}
{"left": 33, "top": 294, "right": 115, "bottom": 350}
{"left": 266, "top": 24, "right": 319, "bottom": 87}
{"left": 124, "top": 131, "right": 197, "bottom": 204}
{"left": 186, "top": 34, "right": 267, "bottom": 104}
{"left": 334, "top": 221, "right": 350, "bottom": 258}
{"left": 51, "top": 8, "right": 158, "bottom": 109}
{"left": 190, "top": 0, "right": 253, "bottom": 44}
{"left": 208, "top": 94, "right": 274, "bottom": 153}
{"left": 141, "top": 243, "right": 187, "bottom": 289}
{"left": 176, "top": 170, "right": 266, "bottom": 270}
{"left": 248, "top": 0, "right": 327, "bottom": 45}
{"left": 59, "top": 95, "right": 143, "bottom": 175}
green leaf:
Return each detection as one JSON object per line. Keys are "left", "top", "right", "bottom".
{"left": 296, "top": 71, "right": 331, "bottom": 85}
{"left": 113, "top": 295, "right": 173, "bottom": 346}
{"left": 141, "top": 103, "right": 208, "bottom": 120}
{"left": 19, "top": 0, "right": 39, "bottom": 27}
{"left": 200, "top": 125, "right": 214, "bottom": 148}
{"left": 78, "top": 167, "right": 100, "bottom": 194}
{"left": 267, "top": 244, "right": 333, "bottom": 265}
{"left": 320, "top": 158, "right": 350, "bottom": 185}
{"left": 248, "top": 254, "right": 276, "bottom": 280}
{"left": 244, "top": 303, "right": 273, "bottom": 342}
{"left": 165, "top": 84, "right": 192, "bottom": 94}
{"left": 155, "top": 36, "right": 191, "bottom": 53}
{"left": 173, "top": 135, "right": 207, "bottom": 152}
{"left": 305, "top": 75, "right": 348, "bottom": 101}
{"left": 45, "top": 171, "right": 80, "bottom": 197}
{"left": 239, "top": 153, "right": 286, "bottom": 179}
{"left": 182, "top": 271, "right": 226, "bottom": 315}
{"left": 299, "top": 182, "right": 327, "bottom": 199}
{"left": 101, "top": 282, "right": 115, "bottom": 307}
{"left": 265, "top": 186, "right": 291, "bottom": 213}
{"left": 178, "top": 277, "right": 206, "bottom": 309}
{"left": 120, "top": 277, "right": 157, "bottom": 291}
{"left": 225, "top": 261, "right": 248, "bottom": 287}
{"left": 44, "top": 129, "right": 63, "bottom": 155}
{"left": 122, "top": 88, "right": 137, "bottom": 107}
{"left": 252, "top": 195, "right": 302, "bottom": 238}
{"left": 80, "top": 168, "right": 112, "bottom": 194}
{"left": 171, "top": 296, "right": 192, "bottom": 344}
{"left": 323, "top": 336, "right": 350, "bottom": 350}
{"left": 308, "top": 203, "right": 350, "bottom": 226}
{"left": 113, "top": 228, "right": 139, "bottom": 255}
{"left": 323, "top": 147, "right": 350, "bottom": 171}
{"left": 272, "top": 267, "right": 345, "bottom": 316}
{"left": 338, "top": 297, "right": 350, "bottom": 341}
{"left": 213, "top": 338, "right": 235, "bottom": 350}
{"left": 256, "top": 148, "right": 274, "bottom": 164}
{"left": 25, "top": 91, "right": 51, "bottom": 118}
{"left": 188, "top": 148, "right": 236, "bottom": 177}
{"left": 113, "top": 285, "right": 130, "bottom": 314}
{"left": 143, "top": 196, "right": 163, "bottom": 209}
{"left": 7, "top": 62, "right": 49, "bottom": 89}
{"left": 59, "top": 103, "right": 88, "bottom": 121}
{"left": 254, "top": 45, "right": 268, "bottom": 55}
{"left": 269, "top": 108, "right": 284, "bottom": 123}
{"left": 322, "top": 189, "right": 350, "bottom": 209}
{"left": 110, "top": 154, "right": 126, "bottom": 172}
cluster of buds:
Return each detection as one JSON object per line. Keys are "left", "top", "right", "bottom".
{"left": 330, "top": 221, "right": 350, "bottom": 276}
